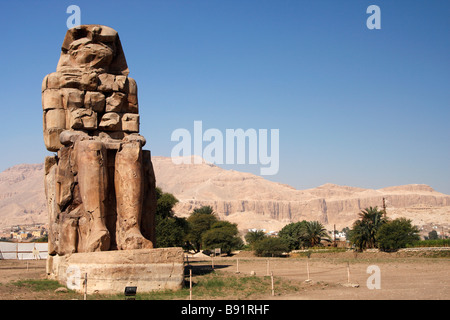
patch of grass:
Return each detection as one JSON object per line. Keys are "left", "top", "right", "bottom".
{"left": 7, "top": 270, "right": 303, "bottom": 300}
{"left": 198, "top": 275, "right": 225, "bottom": 289}
{"left": 402, "top": 250, "right": 450, "bottom": 258}
{"left": 12, "top": 279, "right": 64, "bottom": 292}
{"left": 137, "top": 289, "right": 190, "bottom": 300}
{"left": 92, "top": 271, "right": 303, "bottom": 300}
{"left": 408, "top": 239, "right": 450, "bottom": 248}
{"left": 189, "top": 271, "right": 301, "bottom": 299}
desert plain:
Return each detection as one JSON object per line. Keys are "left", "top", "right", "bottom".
{"left": 0, "top": 249, "right": 448, "bottom": 300}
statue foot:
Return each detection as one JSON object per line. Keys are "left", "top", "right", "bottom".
{"left": 86, "top": 229, "right": 111, "bottom": 252}
{"left": 118, "top": 228, "right": 153, "bottom": 250}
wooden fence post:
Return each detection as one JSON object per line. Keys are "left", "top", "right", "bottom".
{"left": 189, "top": 269, "right": 192, "bottom": 300}
{"left": 271, "top": 271, "right": 274, "bottom": 296}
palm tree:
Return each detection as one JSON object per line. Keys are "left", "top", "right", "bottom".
{"left": 349, "top": 220, "right": 370, "bottom": 251}
{"left": 192, "top": 205, "right": 215, "bottom": 215}
{"left": 245, "top": 230, "right": 267, "bottom": 248}
{"left": 302, "top": 221, "right": 331, "bottom": 247}
{"left": 350, "top": 206, "right": 387, "bottom": 250}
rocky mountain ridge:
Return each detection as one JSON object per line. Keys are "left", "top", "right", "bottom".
{"left": 0, "top": 158, "right": 449, "bottom": 232}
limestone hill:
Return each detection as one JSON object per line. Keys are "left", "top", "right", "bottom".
{"left": 1, "top": 157, "right": 449, "bottom": 233}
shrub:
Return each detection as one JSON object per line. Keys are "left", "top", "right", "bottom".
{"left": 244, "top": 230, "right": 267, "bottom": 248}
{"left": 407, "top": 239, "right": 450, "bottom": 248}
{"left": 253, "top": 237, "right": 289, "bottom": 257}
{"left": 278, "top": 220, "right": 330, "bottom": 250}
{"left": 278, "top": 221, "right": 308, "bottom": 250}
{"left": 377, "top": 218, "right": 420, "bottom": 252}
{"left": 202, "top": 221, "right": 243, "bottom": 255}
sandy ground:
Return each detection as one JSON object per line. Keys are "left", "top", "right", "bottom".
{"left": 0, "top": 260, "right": 55, "bottom": 300}
{"left": 0, "top": 260, "right": 47, "bottom": 284}
{"left": 1, "top": 251, "right": 449, "bottom": 300}
{"left": 227, "top": 258, "right": 449, "bottom": 300}
{"left": 190, "top": 251, "right": 450, "bottom": 300}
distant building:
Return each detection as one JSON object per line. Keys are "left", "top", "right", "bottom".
{"left": 333, "top": 232, "right": 347, "bottom": 241}
{"left": 248, "top": 228, "right": 266, "bottom": 233}
{"left": 31, "top": 230, "right": 42, "bottom": 238}
{"left": 247, "top": 228, "right": 278, "bottom": 237}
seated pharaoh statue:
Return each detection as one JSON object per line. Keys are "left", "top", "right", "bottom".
{"left": 42, "top": 25, "right": 157, "bottom": 256}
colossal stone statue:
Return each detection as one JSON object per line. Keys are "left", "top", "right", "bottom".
{"left": 43, "top": 25, "right": 157, "bottom": 256}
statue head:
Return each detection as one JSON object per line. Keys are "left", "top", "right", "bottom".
{"left": 57, "top": 25, "right": 129, "bottom": 75}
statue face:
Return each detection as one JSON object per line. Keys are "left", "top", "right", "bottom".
{"left": 69, "top": 39, "right": 115, "bottom": 69}
{"left": 57, "top": 25, "right": 129, "bottom": 75}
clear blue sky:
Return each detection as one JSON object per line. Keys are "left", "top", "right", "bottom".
{"left": 0, "top": 0, "right": 449, "bottom": 194}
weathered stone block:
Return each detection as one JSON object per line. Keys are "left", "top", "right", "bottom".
{"left": 125, "top": 103, "right": 139, "bottom": 114}
{"left": 42, "top": 89, "right": 63, "bottom": 110}
{"left": 46, "top": 72, "right": 61, "bottom": 89}
{"left": 80, "top": 71, "right": 99, "bottom": 91}
{"left": 125, "top": 93, "right": 138, "bottom": 113}
{"left": 61, "top": 88, "right": 85, "bottom": 110}
{"left": 44, "top": 109, "right": 66, "bottom": 129}
{"left": 47, "top": 248, "right": 185, "bottom": 294}
{"left": 69, "top": 108, "right": 97, "bottom": 130}
{"left": 59, "top": 72, "right": 82, "bottom": 89}
{"left": 114, "top": 75, "right": 127, "bottom": 92}
{"left": 105, "top": 92, "right": 127, "bottom": 112}
{"left": 127, "top": 93, "right": 138, "bottom": 104}
{"left": 99, "top": 112, "right": 121, "bottom": 131}
{"left": 44, "top": 128, "right": 64, "bottom": 152}
{"left": 127, "top": 77, "right": 137, "bottom": 95}
{"left": 84, "top": 91, "right": 106, "bottom": 112}
{"left": 122, "top": 113, "right": 139, "bottom": 132}
{"left": 98, "top": 73, "right": 115, "bottom": 92}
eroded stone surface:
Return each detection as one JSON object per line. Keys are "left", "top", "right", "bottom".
{"left": 42, "top": 25, "right": 156, "bottom": 257}
{"left": 47, "top": 248, "right": 184, "bottom": 294}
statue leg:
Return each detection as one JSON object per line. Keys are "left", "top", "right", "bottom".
{"left": 115, "top": 141, "right": 153, "bottom": 250}
{"left": 76, "top": 140, "right": 111, "bottom": 251}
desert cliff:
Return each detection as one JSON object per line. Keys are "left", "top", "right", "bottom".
{"left": 1, "top": 157, "right": 449, "bottom": 232}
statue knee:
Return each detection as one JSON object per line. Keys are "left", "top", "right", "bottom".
{"left": 75, "top": 140, "right": 107, "bottom": 162}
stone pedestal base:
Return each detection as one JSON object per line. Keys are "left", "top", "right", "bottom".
{"left": 47, "top": 248, "right": 185, "bottom": 294}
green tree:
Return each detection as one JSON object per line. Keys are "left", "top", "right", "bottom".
{"left": 348, "top": 221, "right": 369, "bottom": 251}
{"left": 349, "top": 206, "right": 387, "bottom": 251}
{"left": 253, "top": 237, "right": 289, "bottom": 257}
{"left": 156, "top": 216, "right": 189, "bottom": 248}
{"left": 376, "top": 218, "right": 420, "bottom": 252}
{"left": 302, "top": 221, "right": 331, "bottom": 247}
{"left": 185, "top": 206, "right": 219, "bottom": 252}
{"left": 155, "top": 187, "right": 178, "bottom": 219}
{"left": 154, "top": 188, "right": 188, "bottom": 248}
{"left": 192, "top": 205, "right": 215, "bottom": 215}
{"left": 202, "top": 221, "right": 243, "bottom": 255}
{"left": 278, "top": 221, "right": 308, "bottom": 250}
{"left": 428, "top": 230, "right": 439, "bottom": 240}
{"left": 244, "top": 230, "right": 267, "bottom": 248}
